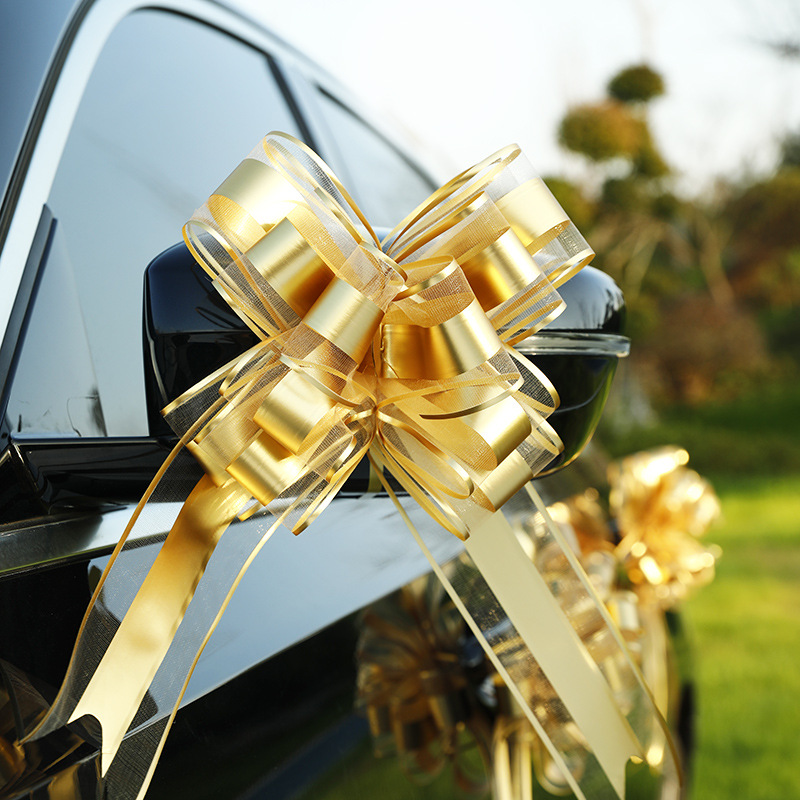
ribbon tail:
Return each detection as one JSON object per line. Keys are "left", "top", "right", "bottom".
{"left": 492, "top": 718, "right": 534, "bottom": 800}
{"left": 492, "top": 726, "right": 514, "bottom": 800}
{"left": 463, "top": 512, "right": 638, "bottom": 798}
{"left": 28, "top": 452, "right": 287, "bottom": 800}
{"left": 65, "top": 475, "right": 249, "bottom": 776}
{"left": 522, "top": 484, "right": 683, "bottom": 780}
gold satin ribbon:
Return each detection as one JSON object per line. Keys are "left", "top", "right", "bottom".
{"left": 66, "top": 476, "right": 250, "bottom": 776}
{"left": 464, "top": 511, "right": 639, "bottom": 797}
{"left": 358, "top": 442, "right": 717, "bottom": 799}
{"left": 28, "top": 133, "right": 667, "bottom": 800}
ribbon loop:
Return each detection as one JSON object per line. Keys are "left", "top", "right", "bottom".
{"left": 245, "top": 217, "right": 334, "bottom": 317}
{"left": 252, "top": 367, "right": 338, "bottom": 453}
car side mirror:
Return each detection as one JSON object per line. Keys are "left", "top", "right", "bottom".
{"left": 143, "top": 243, "right": 259, "bottom": 437}
{"left": 143, "top": 243, "right": 629, "bottom": 472}
{"left": 516, "top": 267, "right": 629, "bottom": 475}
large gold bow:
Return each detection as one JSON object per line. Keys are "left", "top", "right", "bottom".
{"left": 166, "top": 133, "right": 592, "bottom": 539}
{"left": 28, "top": 134, "right": 672, "bottom": 800}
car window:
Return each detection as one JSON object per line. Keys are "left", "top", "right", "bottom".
{"left": 314, "top": 89, "right": 436, "bottom": 226}
{"left": 5, "top": 218, "right": 107, "bottom": 437}
{"left": 12, "top": 10, "right": 302, "bottom": 437}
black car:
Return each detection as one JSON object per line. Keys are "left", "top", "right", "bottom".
{"left": 0, "top": 2, "right": 632, "bottom": 798}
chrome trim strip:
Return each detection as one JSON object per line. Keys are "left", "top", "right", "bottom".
{"left": 517, "top": 332, "right": 631, "bottom": 358}
{"left": 0, "top": 505, "right": 133, "bottom": 577}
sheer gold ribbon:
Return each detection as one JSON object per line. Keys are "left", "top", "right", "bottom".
{"left": 28, "top": 133, "right": 670, "bottom": 800}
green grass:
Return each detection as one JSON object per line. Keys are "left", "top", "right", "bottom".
{"left": 686, "top": 474, "right": 800, "bottom": 799}
{"left": 599, "top": 379, "right": 800, "bottom": 478}
{"left": 598, "top": 379, "right": 800, "bottom": 798}
{"left": 295, "top": 736, "right": 490, "bottom": 800}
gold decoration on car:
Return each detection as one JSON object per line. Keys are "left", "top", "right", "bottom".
{"left": 356, "top": 576, "right": 491, "bottom": 793}
{"left": 28, "top": 133, "right": 672, "bottom": 800}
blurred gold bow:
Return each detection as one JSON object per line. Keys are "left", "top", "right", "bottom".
{"left": 610, "top": 447, "right": 721, "bottom": 608}
{"left": 356, "top": 576, "right": 491, "bottom": 794}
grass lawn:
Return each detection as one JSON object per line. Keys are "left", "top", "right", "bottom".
{"left": 685, "top": 473, "right": 800, "bottom": 799}
{"left": 600, "top": 379, "right": 800, "bottom": 478}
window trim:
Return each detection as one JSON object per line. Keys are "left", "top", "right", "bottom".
{"left": 0, "top": 207, "right": 54, "bottom": 441}
{"left": 278, "top": 57, "right": 444, "bottom": 204}
{"left": 0, "top": 0, "right": 316, "bottom": 355}
{"left": 316, "top": 85, "right": 438, "bottom": 193}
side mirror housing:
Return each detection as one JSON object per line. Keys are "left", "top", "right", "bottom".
{"left": 144, "top": 245, "right": 628, "bottom": 473}
{"left": 143, "top": 243, "right": 258, "bottom": 436}
{"left": 517, "top": 266, "right": 629, "bottom": 475}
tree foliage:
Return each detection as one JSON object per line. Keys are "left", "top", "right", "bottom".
{"left": 727, "top": 168, "right": 800, "bottom": 254}
{"left": 607, "top": 65, "right": 666, "bottom": 104}
{"left": 551, "top": 63, "right": 785, "bottom": 408}
{"left": 779, "top": 130, "right": 800, "bottom": 167}
{"left": 558, "top": 101, "right": 642, "bottom": 162}
{"left": 725, "top": 166, "right": 800, "bottom": 314}
{"left": 632, "top": 126, "right": 670, "bottom": 178}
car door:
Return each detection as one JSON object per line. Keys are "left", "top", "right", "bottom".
{"left": 0, "top": 4, "right": 467, "bottom": 799}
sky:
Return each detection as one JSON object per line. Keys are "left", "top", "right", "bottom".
{"left": 236, "top": 0, "right": 800, "bottom": 193}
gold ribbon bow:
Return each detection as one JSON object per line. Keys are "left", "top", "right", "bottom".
{"left": 609, "top": 446, "right": 721, "bottom": 608}
{"left": 167, "top": 133, "right": 589, "bottom": 538}
{"left": 28, "top": 134, "right": 673, "bottom": 800}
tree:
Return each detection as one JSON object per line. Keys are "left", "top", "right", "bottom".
{"left": 553, "top": 64, "right": 765, "bottom": 405}
{"left": 607, "top": 65, "right": 665, "bottom": 104}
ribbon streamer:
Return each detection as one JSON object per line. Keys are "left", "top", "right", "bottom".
{"left": 27, "top": 133, "right": 673, "bottom": 800}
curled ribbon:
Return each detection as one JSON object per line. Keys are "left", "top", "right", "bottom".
{"left": 27, "top": 133, "right": 673, "bottom": 800}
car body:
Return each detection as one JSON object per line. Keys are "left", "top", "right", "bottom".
{"left": 0, "top": 2, "right": 638, "bottom": 799}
